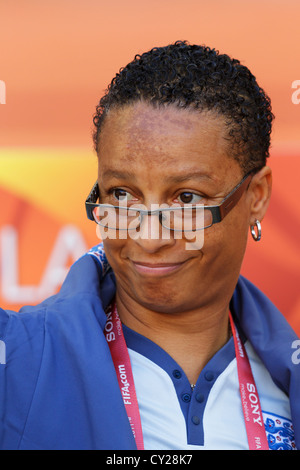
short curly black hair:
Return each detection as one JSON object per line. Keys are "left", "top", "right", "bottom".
{"left": 93, "top": 40, "right": 274, "bottom": 173}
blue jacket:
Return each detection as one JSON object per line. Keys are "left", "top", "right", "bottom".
{"left": 0, "top": 244, "right": 299, "bottom": 450}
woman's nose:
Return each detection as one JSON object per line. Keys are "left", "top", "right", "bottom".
{"left": 130, "top": 212, "right": 175, "bottom": 253}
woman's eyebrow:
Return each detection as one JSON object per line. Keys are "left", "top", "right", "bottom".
{"left": 102, "top": 169, "right": 214, "bottom": 183}
{"left": 164, "top": 171, "right": 214, "bottom": 183}
{"left": 102, "top": 169, "right": 137, "bottom": 180}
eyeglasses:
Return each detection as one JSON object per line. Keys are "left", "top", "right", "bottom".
{"left": 85, "top": 170, "right": 255, "bottom": 232}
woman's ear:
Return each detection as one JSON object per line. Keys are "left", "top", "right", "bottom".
{"left": 248, "top": 166, "right": 272, "bottom": 225}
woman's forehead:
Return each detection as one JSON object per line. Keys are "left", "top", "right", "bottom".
{"left": 97, "top": 101, "right": 235, "bottom": 177}
{"left": 101, "top": 101, "right": 226, "bottom": 139}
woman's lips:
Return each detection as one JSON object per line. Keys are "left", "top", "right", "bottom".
{"left": 131, "top": 260, "right": 186, "bottom": 276}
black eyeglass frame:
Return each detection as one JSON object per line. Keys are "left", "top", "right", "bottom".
{"left": 85, "top": 169, "right": 257, "bottom": 231}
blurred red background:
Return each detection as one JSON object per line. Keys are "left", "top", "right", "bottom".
{"left": 0, "top": 0, "right": 299, "bottom": 334}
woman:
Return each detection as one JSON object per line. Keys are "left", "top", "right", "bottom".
{"left": 0, "top": 41, "right": 299, "bottom": 450}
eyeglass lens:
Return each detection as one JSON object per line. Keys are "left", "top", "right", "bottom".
{"left": 92, "top": 206, "right": 212, "bottom": 231}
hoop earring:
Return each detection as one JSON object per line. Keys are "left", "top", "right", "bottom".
{"left": 250, "top": 219, "right": 261, "bottom": 242}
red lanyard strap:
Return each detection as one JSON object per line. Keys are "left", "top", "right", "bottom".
{"left": 105, "top": 302, "right": 144, "bottom": 450}
{"left": 105, "top": 303, "right": 269, "bottom": 450}
{"left": 229, "top": 312, "right": 269, "bottom": 450}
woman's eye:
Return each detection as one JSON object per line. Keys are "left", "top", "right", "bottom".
{"left": 112, "top": 188, "right": 134, "bottom": 202}
{"left": 178, "top": 192, "right": 203, "bottom": 204}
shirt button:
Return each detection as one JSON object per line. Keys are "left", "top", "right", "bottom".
{"left": 191, "top": 415, "right": 200, "bottom": 425}
{"left": 204, "top": 371, "right": 214, "bottom": 382}
{"left": 172, "top": 370, "right": 182, "bottom": 379}
{"left": 195, "top": 393, "right": 205, "bottom": 403}
{"left": 181, "top": 393, "right": 191, "bottom": 403}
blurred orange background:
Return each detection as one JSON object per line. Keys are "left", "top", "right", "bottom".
{"left": 0, "top": 0, "right": 299, "bottom": 335}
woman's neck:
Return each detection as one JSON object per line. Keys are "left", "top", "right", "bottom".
{"left": 115, "top": 289, "right": 231, "bottom": 385}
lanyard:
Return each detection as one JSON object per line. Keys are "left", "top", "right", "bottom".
{"left": 105, "top": 302, "right": 269, "bottom": 450}
{"left": 104, "top": 302, "right": 144, "bottom": 450}
{"left": 228, "top": 312, "right": 269, "bottom": 450}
